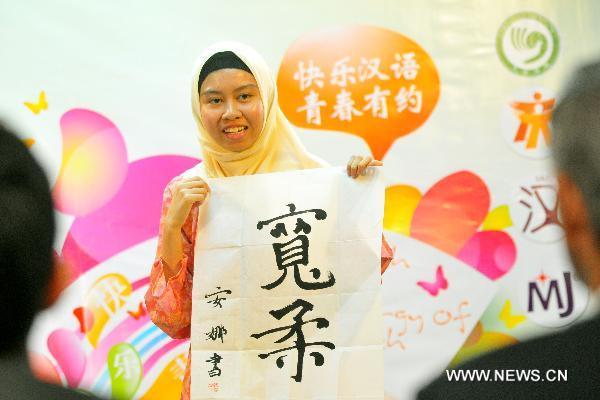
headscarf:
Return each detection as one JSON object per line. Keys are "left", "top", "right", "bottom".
{"left": 197, "top": 51, "right": 252, "bottom": 91}
{"left": 190, "top": 41, "right": 327, "bottom": 178}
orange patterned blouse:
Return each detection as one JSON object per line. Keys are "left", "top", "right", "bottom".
{"left": 145, "top": 177, "right": 393, "bottom": 400}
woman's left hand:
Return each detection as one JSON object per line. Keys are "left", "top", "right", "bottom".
{"left": 346, "top": 155, "right": 383, "bottom": 179}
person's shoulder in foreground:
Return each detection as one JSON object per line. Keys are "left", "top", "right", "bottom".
{"left": 0, "top": 352, "right": 102, "bottom": 400}
{"left": 420, "top": 59, "right": 600, "bottom": 400}
{"left": 417, "top": 315, "right": 600, "bottom": 400}
{"left": 0, "top": 122, "right": 103, "bottom": 400}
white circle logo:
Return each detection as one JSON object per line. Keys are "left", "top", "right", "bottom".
{"left": 497, "top": 12, "right": 559, "bottom": 76}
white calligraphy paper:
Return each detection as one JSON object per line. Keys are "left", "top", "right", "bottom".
{"left": 190, "top": 166, "right": 384, "bottom": 400}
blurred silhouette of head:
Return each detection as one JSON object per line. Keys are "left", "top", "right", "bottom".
{"left": 553, "top": 61, "right": 600, "bottom": 290}
{"left": 0, "top": 122, "right": 55, "bottom": 353}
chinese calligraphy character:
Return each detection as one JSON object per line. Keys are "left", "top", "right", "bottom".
{"left": 363, "top": 85, "right": 391, "bottom": 119}
{"left": 257, "top": 203, "right": 335, "bottom": 290}
{"left": 250, "top": 299, "right": 335, "bottom": 382}
{"left": 510, "top": 92, "right": 554, "bottom": 150}
{"left": 519, "top": 184, "right": 562, "bottom": 234}
{"left": 91, "top": 277, "right": 128, "bottom": 316}
{"left": 331, "top": 89, "right": 363, "bottom": 121}
{"left": 330, "top": 56, "right": 356, "bottom": 87}
{"left": 205, "top": 324, "right": 228, "bottom": 343}
{"left": 169, "top": 354, "right": 187, "bottom": 379}
{"left": 395, "top": 85, "right": 423, "bottom": 114}
{"left": 357, "top": 57, "right": 390, "bottom": 82}
{"left": 257, "top": 203, "right": 327, "bottom": 229}
{"left": 390, "top": 52, "right": 420, "bottom": 80}
{"left": 112, "top": 349, "right": 140, "bottom": 379}
{"left": 293, "top": 60, "right": 325, "bottom": 91}
{"left": 206, "top": 353, "right": 223, "bottom": 377}
{"left": 205, "top": 287, "right": 232, "bottom": 308}
{"left": 296, "top": 90, "right": 327, "bottom": 125}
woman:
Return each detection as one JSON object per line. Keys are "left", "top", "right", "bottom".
{"left": 145, "top": 41, "right": 392, "bottom": 400}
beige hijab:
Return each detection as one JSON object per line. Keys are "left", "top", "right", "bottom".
{"left": 190, "top": 41, "right": 327, "bottom": 178}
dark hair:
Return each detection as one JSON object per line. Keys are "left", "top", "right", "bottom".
{"left": 197, "top": 51, "right": 252, "bottom": 94}
{"left": 0, "top": 122, "right": 55, "bottom": 353}
{"left": 552, "top": 62, "right": 600, "bottom": 240}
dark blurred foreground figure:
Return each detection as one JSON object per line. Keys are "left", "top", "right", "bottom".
{"left": 418, "top": 63, "right": 600, "bottom": 399}
{"left": 0, "top": 123, "right": 102, "bottom": 399}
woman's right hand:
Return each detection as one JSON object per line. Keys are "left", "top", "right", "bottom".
{"left": 165, "top": 176, "right": 211, "bottom": 231}
{"left": 160, "top": 176, "right": 210, "bottom": 279}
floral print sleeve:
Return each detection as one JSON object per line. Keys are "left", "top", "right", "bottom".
{"left": 144, "top": 177, "right": 199, "bottom": 339}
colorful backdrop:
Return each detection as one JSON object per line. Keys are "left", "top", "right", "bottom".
{"left": 2, "top": 1, "right": 600, "bottom": 399}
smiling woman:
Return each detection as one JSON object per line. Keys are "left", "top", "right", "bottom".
{"left": 197, "top": 51, "right": 264, "bottom": 152}
{"left": 144, "top": 41, "right": 391, "bottom": 400}
{"left": 190, "top": 42, "right": 327, "bottom": 178}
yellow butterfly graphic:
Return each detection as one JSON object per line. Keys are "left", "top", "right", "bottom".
{"left": 24, "top": 90, "right": 48, "bottom": 114}
{"left": 22, "top": 138, "right": 36, "bottom": 148}
{"left": 499, "top": 299, "right": 527, "bottom": 329}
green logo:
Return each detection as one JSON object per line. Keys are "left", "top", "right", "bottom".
{"left": 496, "top": 12, "right": 559, "bottom": 77}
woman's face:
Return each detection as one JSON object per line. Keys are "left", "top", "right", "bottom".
{"left": 199, "top": 68, "right": 264, "bottom": 152}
